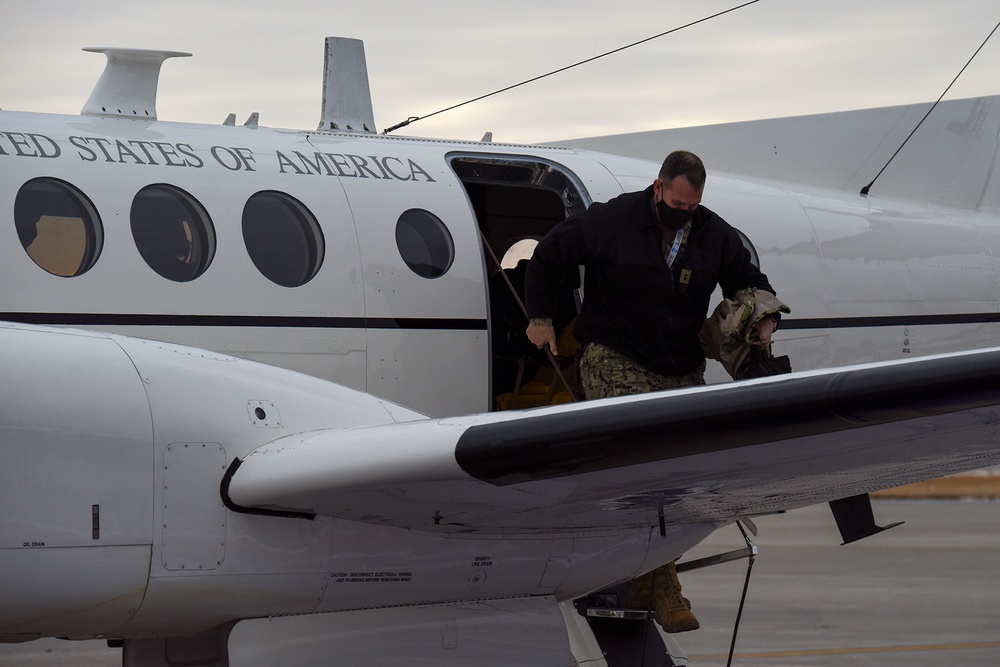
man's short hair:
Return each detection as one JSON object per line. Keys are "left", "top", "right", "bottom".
{"left": 659, "top": 151, "right": 706, "bottom": 190}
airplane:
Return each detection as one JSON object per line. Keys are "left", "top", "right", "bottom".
{"left": 3, "top": 35, "right": 1000, "bottom": 666}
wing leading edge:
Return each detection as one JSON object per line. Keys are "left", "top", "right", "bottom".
{"left": 226, "top": 348, "right": 1000, "bottom": 533}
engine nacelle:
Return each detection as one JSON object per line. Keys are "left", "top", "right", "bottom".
{"left": 0, "top": 323, "right": 415, "bottom": 640}
{"left": 1, "top": 325, "right": 154, "bottom": 640}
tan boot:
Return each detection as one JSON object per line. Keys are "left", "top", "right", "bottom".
{"left": 627, "top": 570, "right": 655, "bottom": 610}
{"left": 652, "top": 561, "right": 700, "bottom": 633}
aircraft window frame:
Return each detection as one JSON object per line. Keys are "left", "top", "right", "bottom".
{"left": 14, "top": 177, "right": 104, "bottom": 277}
{"left": 130, "top": 183, "right": 215, "bottom": 282}
{"left": 395, "top": 208, "right": 455, "bottom": 279}
{"left": 735, "top": 228, "right": 762, "bottom": 268}
{"left": 242, "top": 191, "right": 325, "bottom": 288}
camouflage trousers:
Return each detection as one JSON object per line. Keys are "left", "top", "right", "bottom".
{"left": 579, "top": 342, "right": 706, "bottom": 400}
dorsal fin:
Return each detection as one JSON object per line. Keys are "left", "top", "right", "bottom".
{"left": 318, "top": 37, "right": 377, "bottom": 133}
{"left": 81, "top": 47, "right": 191, "bottom": 120}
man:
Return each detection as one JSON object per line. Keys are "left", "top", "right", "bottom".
{"left": 523, "top": 150, "right": 778, "bottom": 633}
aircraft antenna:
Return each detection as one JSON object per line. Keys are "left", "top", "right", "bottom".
{"left": 382, "top": 0, "right": 762, "bottom": 134}
{"left": 81, "top": 48, "right": 191, "bottom": 120}
{"left": 861, "top": 18, "right": 1000, "bottom": 197}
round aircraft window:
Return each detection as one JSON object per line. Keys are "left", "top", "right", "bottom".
{"left": 242, "top": 191, "right": 325, "bottom": 287}
{"left": 396, "top": 209, "right": 454, "bottom": 279}
{"left": 14, "top": 178, "right": 103, "bottom": 277}
{"left": 131, "top": 184, "right": 215, "bottom": 282}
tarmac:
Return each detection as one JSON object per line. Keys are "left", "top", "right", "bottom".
{"left": 677, "top": 496, "right": 1000, "bottom": 666}
{"left": 2, "top": 496, "right": 998, "bottom": 667}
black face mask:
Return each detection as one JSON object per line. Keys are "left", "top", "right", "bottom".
{"left": 656, "top": 198, "right": 693, "bottom": 231}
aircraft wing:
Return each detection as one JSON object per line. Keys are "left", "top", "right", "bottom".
{"left": 226, "top": 348, "right": 1000, "bottom": 533}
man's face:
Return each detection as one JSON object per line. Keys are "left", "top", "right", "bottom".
{"left": 655, "top": 175, "right": 703, "bottom": 211}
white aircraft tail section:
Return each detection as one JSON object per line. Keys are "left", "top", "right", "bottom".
{"left": 560, "top": 96, "right": 1000, "bottom": 211}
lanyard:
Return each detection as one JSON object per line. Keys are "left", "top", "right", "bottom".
{"left": 664, "top": 222, "right": 691, "bottom": 268}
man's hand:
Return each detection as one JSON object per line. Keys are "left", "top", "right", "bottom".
{"left": 753, "top": 316, "right": 775, "bottom": 346}
{"left": 526, "top": 321, "right": 558, "bottom": 356}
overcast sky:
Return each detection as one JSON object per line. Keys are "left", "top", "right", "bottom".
{"left": 1, "top": 0, "right": 999, "bottom": 144}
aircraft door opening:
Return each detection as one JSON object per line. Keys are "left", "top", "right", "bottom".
{"left": 449, "top": 155, "right": 590, "bottom": 412}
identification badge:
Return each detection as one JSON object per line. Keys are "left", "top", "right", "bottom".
{"left": 679, "top": 269, "right": 692, "bottom": 285}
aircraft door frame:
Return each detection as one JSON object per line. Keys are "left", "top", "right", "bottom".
{"left": 447, "top": 152, "right": 598, "bottom": 412}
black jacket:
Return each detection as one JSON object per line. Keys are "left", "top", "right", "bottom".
{"left": 525, "top": 185, "right": 775, "bottom": 377}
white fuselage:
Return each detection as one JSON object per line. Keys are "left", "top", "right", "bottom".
{"left": 3, "top": 104, "right": 1000, "bottom": 643}
{"left": 3, "top": 110, "right": 998, "bottom": 417}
